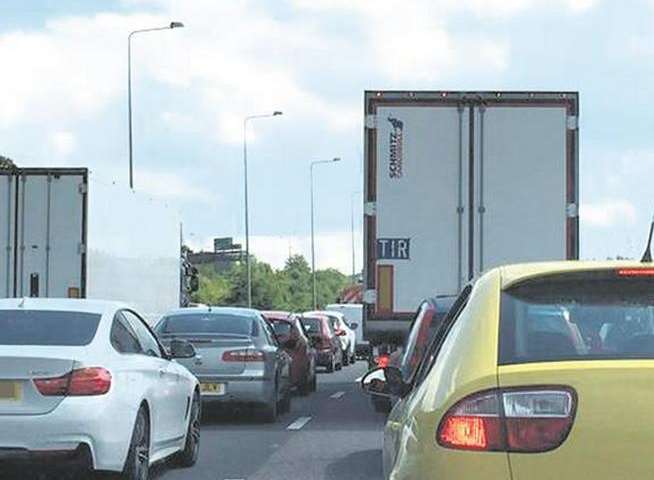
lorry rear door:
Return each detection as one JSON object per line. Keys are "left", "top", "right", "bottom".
{"left": 370, "top": 103, "right": 469, "bottom": 320}
{"left": 473, "top": 101, "right": 577, "bottom": 275}
{"left": 16, "top": 171, "right": 86, "bottom": 298}
{"left": 0, "top": 173, "right": 16, "bottom": 297}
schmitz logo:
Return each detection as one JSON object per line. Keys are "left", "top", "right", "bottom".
{"left": 387, "top": 116, "right": 404, "bottom": 179}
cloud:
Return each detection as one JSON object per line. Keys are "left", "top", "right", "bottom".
{"left": 581, "top": 199, "right": 637, "bottom": 228}
{"left": 49, "top": 131, "right": 77, "bottom": 157}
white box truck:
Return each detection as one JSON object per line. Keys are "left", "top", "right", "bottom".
{"left": 1, "top": 167, "right": 184, "bottom": 321}
{"left": 363, "top": 91, "right": 580, "bottom": 347}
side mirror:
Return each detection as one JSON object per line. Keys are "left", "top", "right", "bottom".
{"left": 169, "top": 339, "right": 196, "bottom": 359}
{"left": 349, "top": 322, "right": 358, "bottom": 330}
{"left": 335, "top": 330, "right": 347, "bottom": 337}
{"left": 360, "top": 366, "right": 407, "bottom": 398}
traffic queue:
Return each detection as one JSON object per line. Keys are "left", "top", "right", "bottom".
{"left": 0, "top": 300, "right": 360, "bottom": 479}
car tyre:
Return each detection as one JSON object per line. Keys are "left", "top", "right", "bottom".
{"left": 121, "top": 406, "right": 150, "bottom": 480}
{"left": 372, "top": 395, "right": 393, "bottom": 414}
{"left": 174, "top": 391, "right": 201, "bottom": 468}
{"left": 335, "top": 358, "right": 342, "bottom": 371}
{"left": 343, "top": 352, "right": 350, "bottom": 366}
{"left": 298, "top": 374, "right": 312, "bottom": 396}
{"left": 326, "top": 355, "right": 335, "bottom": 373}
{"left": 260, "top": 383, "right": 279, "bottom": 423}
{"left": 279, "top": 388, "right": 292, "bottom": 414}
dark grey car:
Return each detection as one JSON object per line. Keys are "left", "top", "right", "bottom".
{"left": 155, "top": 307, "right": 292, "bottom": 422}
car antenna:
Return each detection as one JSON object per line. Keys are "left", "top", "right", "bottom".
{"left": 641, "top": 214, "right": 654, "bottom": 263}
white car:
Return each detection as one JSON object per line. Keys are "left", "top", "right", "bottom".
{"left": 0, "top": 298, "right": 201, "bottom": 479}
{"left": 306, "top": 310, "right": 357, "bottom": 365}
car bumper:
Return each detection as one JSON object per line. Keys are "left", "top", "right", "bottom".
{"left": 0, "top": 396, "right": 135, "bottom": 473}
{"left": 196, "top": 374, "right": 274, "bottom": 406}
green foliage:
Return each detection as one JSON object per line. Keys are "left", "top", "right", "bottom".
{"left": 191, "top": 253, "right": 350, "bottom": 312}
{"left": 192, "top": 264, "right": 229, "bottom": 305}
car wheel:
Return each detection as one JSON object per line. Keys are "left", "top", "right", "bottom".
{"left": 350, "top": 353, "right": 356, "bottom": 364}
{"left": 174, "top": 392, "right": 201, "bottom": 468}
{"left": 372, "top": 395, "right": 393, "bottom": 414}
{"left": 279, "top": 387, "right": 292, "bottom": 414}
{"left": 326, "top": 355, "right": 334, "bottom": 373}
{"left": 298, "top": 374, "right": 312, "bottom": 396}
{"left": 122, "top": 406, "right": 150, "bottom": 480}
{"left": 335, "top": 358, "right": 342, "bottom": 371}
{"left": 260, "top": 382, "right": 279, "bottom": 423}
{"left": 343, "top": 352, "right": 350, "bottom": 366}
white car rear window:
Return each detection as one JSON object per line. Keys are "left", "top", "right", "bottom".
{"left": 0, "top": 310, "right": 101, "bottom": 346}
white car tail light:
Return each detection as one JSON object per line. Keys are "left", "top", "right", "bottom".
{"left": 437, "top": 387, "right": 576, "bottom": 452}
{"left": 34, "top": 367, "right": 112, "bottom": 396}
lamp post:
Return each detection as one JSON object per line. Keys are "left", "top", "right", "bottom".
{"left": 310, "top": 157, "right": 341, "bottom": 309}
{"left": 128, "top": 21, "right": 184, "bottom": 190}
{"left": 243, "top": 111, "right": 283, "bottom": 307}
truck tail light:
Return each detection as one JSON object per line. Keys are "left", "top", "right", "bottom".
{"left": 222, "top": 349, "right": 264, "bottom": 362}
{"left": 437, "top": 387, "right": 576, "bottom": 453}
{"left": 34, "top": 367, "right": 112, "bottom": 396}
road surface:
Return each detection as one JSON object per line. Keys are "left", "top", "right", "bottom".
{"left": 154, "top": 361, "right": 384, "bottom": 480}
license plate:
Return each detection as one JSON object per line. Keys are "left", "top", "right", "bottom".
{"left": 0, "top": 381, "right": 21, "bottom": 401}
{"left": 200, "top": 382, "right": 226, "bottom": 396}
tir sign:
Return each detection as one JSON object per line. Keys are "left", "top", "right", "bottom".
{"left": 377, "top": 238, "right": 411, "bottom": 260}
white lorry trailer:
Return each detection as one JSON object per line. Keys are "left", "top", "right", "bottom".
{"left": 1, "top": 167, "right": 184, "bottom": 321}
{"left": 363, "top": 91, "right": 580, "bottom": 347}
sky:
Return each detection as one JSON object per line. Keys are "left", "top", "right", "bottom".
{"left": 1, "top": 0, "right": 654, "bottom": 273}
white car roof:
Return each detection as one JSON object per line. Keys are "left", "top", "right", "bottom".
{"left": 0, "top": 298, "right": 127, "bottom": 315}
{"left": 306, "top": 310, "right": 345, "bottom": 320}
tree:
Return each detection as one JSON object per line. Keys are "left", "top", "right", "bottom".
{"left": 191, "top": 253, "right": 349, "bottom": 312}
{"left": 0, "top": 155, "right": 17, "bottom": 171}
{"left": 192, "top": 264, "right": 230, "bottom": 305}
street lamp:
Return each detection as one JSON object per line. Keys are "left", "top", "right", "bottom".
{"left": 243, "top": 111, "right": 283, "bottom": 308}
{"left": 310, "top": 157, "right": 341, "bottom": 309}
{"left": 128, "top": 21, "right": 184, "bottom": 190}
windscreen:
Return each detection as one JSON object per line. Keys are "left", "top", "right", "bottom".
{"left": 157, "top": 313, "right": 255, "bottom": 336}
{"left": 0, "top": 310, "right": 101, "bottom": 346}
{"left": 302, "top": 317, "right": 322, "bottom": 335}
{"left": 500, "top": 274, "right": 654, "bottom": 364}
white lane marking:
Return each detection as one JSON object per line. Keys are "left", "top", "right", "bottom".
{"left": 287, "top": 416, "right": 312, "bottom": 430}
{"left": 330, "top": 391, "right": 346, "bottom": 399}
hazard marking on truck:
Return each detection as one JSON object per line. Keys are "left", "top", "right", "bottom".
{"left": 377, "top": 238, "right": 410, "bottom": 260}
{"left": 387, "top": 116, "right": 404, "bottom": 179}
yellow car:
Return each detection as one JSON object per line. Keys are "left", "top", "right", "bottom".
{"left": 362, "top": 261, "right": 654, "bottom": 480}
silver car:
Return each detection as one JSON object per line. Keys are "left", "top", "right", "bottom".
{"left": 155, "top": 307, "right": 292, "bottom": 422}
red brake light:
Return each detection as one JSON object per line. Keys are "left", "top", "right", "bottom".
{"left": 617, "top": 268, "right": 654, "bottom": 277}
{"left": 437, "top": 387, "right": 576, "bottom": 453}
{"left": 376, "top": 354, "right": 390, "bottom": 368}
{"left": 34, "top": 367, "right": 112, "bottom": 396}
{"left": 222, "top": 349, "right": 264, "bottom": 362}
